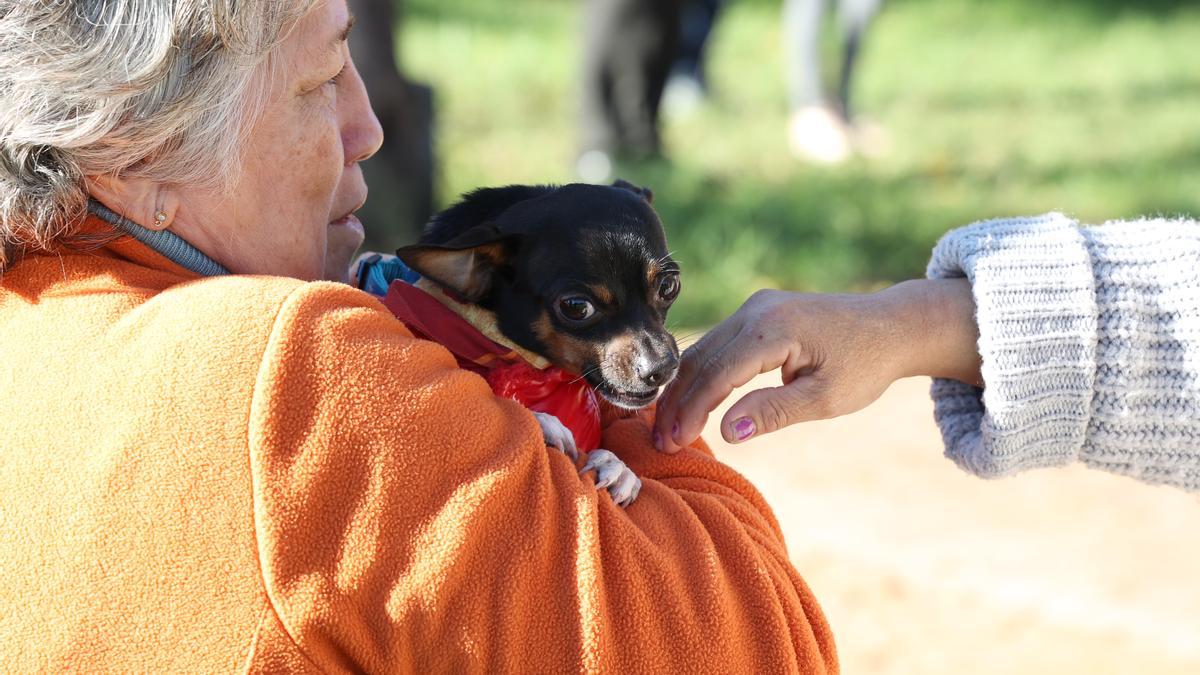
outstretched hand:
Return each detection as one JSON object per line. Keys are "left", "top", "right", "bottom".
{"left": 654, "top": 280, "right": 981, "bottom": 452}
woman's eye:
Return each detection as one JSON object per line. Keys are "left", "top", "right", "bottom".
{"left": 658, "top": 274, "right": 680, "bottom": 302}
{"left": 327, "top": 63, "right": 347, "bottom": 87}
{"left": 305, "top": 63, "right": 347, "bottom": 95}
{"left": 557, "top": 297, "right": 596, "bottom": 323}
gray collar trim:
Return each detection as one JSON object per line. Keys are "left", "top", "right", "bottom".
{"left": 88, "top": 200, "right": 229, "bottom": 277}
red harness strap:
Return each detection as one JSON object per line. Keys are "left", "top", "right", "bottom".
{"left": 382, "top": 280, "right": 603, "bottom": 451}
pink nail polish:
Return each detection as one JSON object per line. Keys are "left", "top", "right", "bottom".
{"left": 653, "top": 430, "right": 663, "bottom": 451}
{"left": 671, "top": 422, "right": 679, "bottom": 440}
{"left": 732, "top": 417, "right": 756, "bottom": 442}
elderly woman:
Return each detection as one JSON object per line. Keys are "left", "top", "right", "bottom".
{"left": 0, "top": 2, "right": 837, "bottom": 672}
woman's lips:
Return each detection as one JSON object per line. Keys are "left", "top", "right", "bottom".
{"left": 329, "top": 213, "right": 364, "bottom": 235}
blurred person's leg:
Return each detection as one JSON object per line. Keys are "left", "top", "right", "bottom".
{"left": 836, "top": 0, "right": 887, "bottom": 157}
{"left": 783, "top": 0, "right": 827, "bottom": 115}
{"left": 663, "top": 0, "right": 724, "bottom": 117}
{"left": 348, "top": 0, "right": 435, "bottom": 251}
{"left": 579, "top": 0, "right": 621, "bottom": 179}
{"left": 782, "top": 0, "right": 852, "bottom": 163}
{"left": 677, "top": 0, "right": 723, "bottom": 89}
{"left": 836, "top": 0, "right": 882, "bottom": 124}
{"left": 580, "top": 0, "right": 683, "bottom": 181}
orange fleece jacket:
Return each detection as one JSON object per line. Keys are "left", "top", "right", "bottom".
{"left": 0, "top": 223, "right": 836, "bottom": 673}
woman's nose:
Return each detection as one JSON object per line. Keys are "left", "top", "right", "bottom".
{"left": 341, "top": 58, "right": 384, "bottom": 165}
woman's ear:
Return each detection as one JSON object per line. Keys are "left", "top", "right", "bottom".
{"left": 85, "top": 174, "right": 178, "bottom": 230}
{"left": 396, "top": 224, "right": 520, "bottom": 303}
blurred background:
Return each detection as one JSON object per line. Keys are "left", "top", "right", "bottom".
{"left": 361, "top": 0, "right": 1200, "bottom": 327}
{"left": 357, "top": 0, "right": 1200, "bottom": 672}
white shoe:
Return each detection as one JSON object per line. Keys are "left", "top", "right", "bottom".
{"left": 788, "top": 105, "right": 853, "bottom": 164}
{"left": 662, "top": 73, "right": 706, "bottom": 121}
{"left": 576, "top": 149, "right": 614, "bottom": 184}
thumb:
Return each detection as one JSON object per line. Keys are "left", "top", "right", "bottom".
{"left": 719, "top": 377, "right": 830, "bottom": 444}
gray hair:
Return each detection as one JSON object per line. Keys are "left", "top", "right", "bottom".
{"left": 0, "top": 0, "right": 319, "bottom": 269}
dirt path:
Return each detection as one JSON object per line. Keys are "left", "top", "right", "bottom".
{"left": 705, "top": 376, "right": 1200, "bottom": 675}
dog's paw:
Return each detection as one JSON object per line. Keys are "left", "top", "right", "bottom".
{"left": 580, "top": 449, "right": 642, "bottom": 508}
{"left": 534, "top": 411, "right": 579, "bottom": 462}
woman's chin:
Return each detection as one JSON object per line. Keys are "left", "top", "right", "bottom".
{"left": 324, "top": 215, "right": 366, "bottom": 282}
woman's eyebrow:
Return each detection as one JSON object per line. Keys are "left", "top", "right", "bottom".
{"left": 333, "top": 14, "right": 356, "bottom": 48}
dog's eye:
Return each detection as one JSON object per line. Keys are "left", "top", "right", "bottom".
{"left": 657, "top": 274, "right": 680, "bottom": 302}
{"left": 557, "top": 297, "right": 596, "bottom": 323}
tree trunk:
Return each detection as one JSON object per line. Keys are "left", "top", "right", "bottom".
{"left": 348, "top": 0, "right": 436, "bottom": 251}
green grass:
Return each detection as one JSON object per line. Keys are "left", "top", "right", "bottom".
{"left": 401, "top": 0, "right": 1200, "bottom": 326}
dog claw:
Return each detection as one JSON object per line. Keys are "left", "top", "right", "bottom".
{"left": 536, "top": 414, "right": 642, "bottom": 507}
{"left": 535, "top": 411, "right": 578, "bottom": 462}
{"left": 580, "top": 449, "right": 642, "bottom": 508}
{"left": 609, "top": 470, "right": 642, "bottom": 507}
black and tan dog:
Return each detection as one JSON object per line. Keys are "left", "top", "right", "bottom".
{"left": 396, "top": 180, "right": 680, "bottom": 506}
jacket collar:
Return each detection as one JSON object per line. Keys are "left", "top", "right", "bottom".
{"left": 87, "top": 200, "right": 229, "bottom": 278}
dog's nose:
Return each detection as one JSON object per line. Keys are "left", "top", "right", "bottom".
{"left": 637, "top": 354, "right": 679, "bottom": 389}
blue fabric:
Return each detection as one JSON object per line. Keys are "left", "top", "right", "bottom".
{"left": 356, "top": 254, "right": 420, "bottom": 297}
{"left": 88, "top": 200, "right": 229, "bottom": 277}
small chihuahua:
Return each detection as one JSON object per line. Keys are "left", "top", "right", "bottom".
{"left": 396, "top": 181, "right": 681, "bottom": 507}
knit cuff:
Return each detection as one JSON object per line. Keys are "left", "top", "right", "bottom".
{"left": 926, "top": 213, "right": 1099, "bottom": 478}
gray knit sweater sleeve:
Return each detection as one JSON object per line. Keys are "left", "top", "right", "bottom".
{"left": 925, "top": 213, "right": 1200, "bottom": 491}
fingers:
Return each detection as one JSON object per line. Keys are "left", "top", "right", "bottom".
{"left": 658, "top": 331, "right": 796, "bottom": 453}
{"left": 675, "top": 340, "right": 791, "bottom": 448}
{"left": 654, "top": 317, "right": 743, "bottom": 453}
{"left": 649, "top": 289, "right": 904, "bottom": 450}
{"left": 719, "top": 377, "right": 828, "bottom": 444}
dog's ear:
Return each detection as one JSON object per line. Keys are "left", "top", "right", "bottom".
{"left": 402, "top": 184, "right": 552, "bottom": 301}
{"left": 396, "top": 224, "right": 518, "bottom": 302}
{"left": 421, "top": 185, "right": 556, "bottom": 244}
{"left": 612, "top": 179, "right": 654, "bottom": 205}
